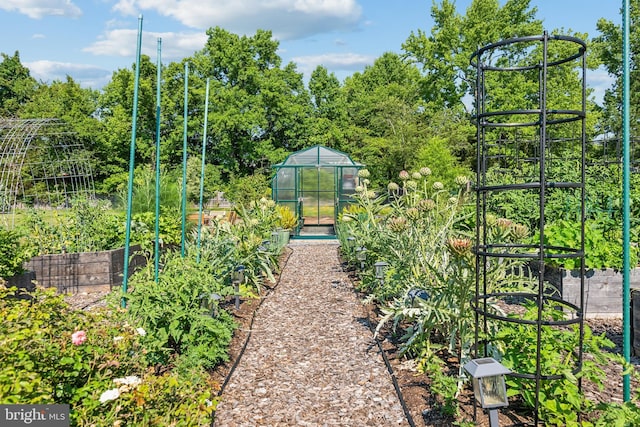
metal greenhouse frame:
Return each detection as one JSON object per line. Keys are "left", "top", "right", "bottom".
{"left": 271, "top": 145, "right": 363, "bottom": 239}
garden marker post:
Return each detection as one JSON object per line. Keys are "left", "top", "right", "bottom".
{"left": 196, "top": 78, "right": 210, "bottom": 263}
{"left": 622, "top": 0, "right": 631, "bottom": 402}
{"left": 181, "top": 62, "right": 189, "bottom": 257}
{"left": 122, "top": 15, "right": 143, "bottom": 308}
{"left": 154, "top": 37, "right": 162, "bottom": 283}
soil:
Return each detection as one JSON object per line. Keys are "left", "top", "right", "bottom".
{"left": 64, "top": 243, "right": 640, "bottom": 427}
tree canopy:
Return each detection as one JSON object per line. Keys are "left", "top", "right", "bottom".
{"left": 0, "top": 1, "right": 628, "bottom": 201}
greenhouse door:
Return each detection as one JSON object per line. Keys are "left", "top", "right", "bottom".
{"left": 299, "top": 166, "right": 336, "bottom": 227}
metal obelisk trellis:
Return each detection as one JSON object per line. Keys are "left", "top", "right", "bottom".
{"left": 471, "top": 33, "right": 587, "bottom": 425}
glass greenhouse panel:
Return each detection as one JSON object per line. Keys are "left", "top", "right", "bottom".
{"left": 271, "top": 145, "right": 363, "bottom": 237}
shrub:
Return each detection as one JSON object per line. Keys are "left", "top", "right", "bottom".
{"left": 0, "top": 283, "right": 218, "bottom": 426}
{"left": 224, "top": 172, "right": 271, "bottom": 208}
{"left": 21, "top": 198, "right": 122, "bottom": 255}
{"left": 0, "top": 227, "right": 32, "bottom": 278}
{"left": 123, "top": 249, "right": 237, "bottom": 369}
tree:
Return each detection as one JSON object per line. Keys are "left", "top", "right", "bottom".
{"left": 95, "top": 55, "right": 159, "bottom": 190}
{"left": 188, "top": 27, "right": 313, "bottom": 179}
{"left": 20, "top": 76, "right": 105, "bottom": 184}
{"left": 0, "top": 51, "right": 39, "bottom": 117}
{"left": 402, "top": 0, "right": 543, "bottom": 111}
{"left": 592, "top": 1, "right": 639, "bottom": 136}
{"left": 307, "top": 66, "right": 348, "bottom": 148}
{"left": 341, "top": 52, "right": 430, "bottom": 184}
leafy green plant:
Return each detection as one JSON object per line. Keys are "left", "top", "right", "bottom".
{"left": 493, "top": 302, "right": 623, "bottom": 426}
{"left": 124, "top": 248, "right": 237, "bottom": 369}
{"left": 593, "top": 400, "right": 640, "bottom": 426}
{"left": 0, "top": 227, "right": 33, "bottom": 278}
{"left": 21, "top": 197, "right": 123, "bottom": 255}
{"left": 0, "top": 285, "right": 218, "bottom": 426}
{"left": 539, "top": 219, "right": 638, "bottom": 269}
{"left": 415, "top": 348, "right": 461, "bottom": 417}
{"left": 275, "top": 204, "right": 298, "bottom": 230}
{"left": 130, "top": 210, "right": 183, "bottom": 248}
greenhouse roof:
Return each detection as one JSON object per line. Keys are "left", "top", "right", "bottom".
{"left": 273, "top": 145, "right": 363, "bottom": 167}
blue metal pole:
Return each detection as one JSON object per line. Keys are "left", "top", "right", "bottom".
{"left": 196, "top": 78, "right": 210, "bottom": 263}
{"left": 121, "top": 15, "right": 143, "bottom": 308}
{"left": 622, "top": 0, "right": 631, "bottom": 402}
{"left": 154, "top": 38, "right": 162, "bottom": 282}
{"left": 181, "top": 63, "right": 189, "bottom": 257}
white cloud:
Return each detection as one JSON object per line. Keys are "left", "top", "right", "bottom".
{"left": 26, "top": 60, "right": 112, "bottom": 89}
{"left": 292, "top": 52, "right": 374, "bottom": 77}
{"left": 588, "top": 66, "right": 614, "bottom": 105}
{"left": 83, "top": 29, "right": 207, "bottom": 61}
{"left": 112, "top": 0, "right": 362, "bottom": 40}
{"left": 0, "top": 0, "right": 82, "bottom": 19}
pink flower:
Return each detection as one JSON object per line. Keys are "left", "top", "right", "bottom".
{"left": 71, "top": 330, "right": 87, "bottom": 345}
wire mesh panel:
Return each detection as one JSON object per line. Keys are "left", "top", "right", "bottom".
{"left": 471, "top": 33, "right": 587, "bottom": 425}
{"left": 0, "top": 118, "right": 95, "bottom": 224}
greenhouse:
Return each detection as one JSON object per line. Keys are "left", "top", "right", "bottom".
{"left": 271, "top": 145, "right": 363, "bottom": 238}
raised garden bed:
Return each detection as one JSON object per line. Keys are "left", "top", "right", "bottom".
{"left": 25, "top": 246, "right": 145, "bottom": 294}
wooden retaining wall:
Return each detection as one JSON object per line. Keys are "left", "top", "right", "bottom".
{"left": 25, "top": 246, "right": 145, "bottom": 294}
{"left": 544, "top": 267, "right": 640, "bottom": 319}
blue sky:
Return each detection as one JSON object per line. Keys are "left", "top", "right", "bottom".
{"left": 0, "top": 1, "right": 622, "bottom": 101}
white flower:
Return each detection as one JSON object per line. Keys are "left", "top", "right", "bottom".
{"left": 135, "top": 327, "right": 146, "bottom": 336}
{"left": 113, "top": 376, "right": 142, "bottom": 387}
{"left": 204, "top": 399, "right": 213, "bottom": 407}
{"left": 113, "top": 336, "right": 124, "bottom": 343}
{"left": 99, "top": 388, "right": 120, "bottom": 403}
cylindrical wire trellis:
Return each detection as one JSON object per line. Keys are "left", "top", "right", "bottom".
{"left": 471, "top": 33, "right": 587, "bottom": 425}
{"left": 0, "top": 118, "right": 95, "bottom": 226}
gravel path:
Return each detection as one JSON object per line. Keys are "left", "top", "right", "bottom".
{"left": 213, "top": 241, "right": 409, "bottom": 427}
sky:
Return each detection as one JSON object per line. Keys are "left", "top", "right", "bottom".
{"left": 0, "top": 0, "right": 623, "bottom": 102}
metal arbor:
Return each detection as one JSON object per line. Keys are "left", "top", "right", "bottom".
{"left": 471, "top": 33, "right": 587, "bottom": 425}
{"left": 0, "top": 118, "right": 95, "bottom": 224}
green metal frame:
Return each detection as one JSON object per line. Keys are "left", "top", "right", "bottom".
{"left": 271, "top": 145, "right": 363, "bottom": 238}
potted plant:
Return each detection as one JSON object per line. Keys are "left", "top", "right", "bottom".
{"left": 275, "top": 205, "right": 298, "bottom": 244}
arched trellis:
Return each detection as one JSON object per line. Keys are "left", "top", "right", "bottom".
{"left": 0, "top": 118, "right": 95, "bottom": 225}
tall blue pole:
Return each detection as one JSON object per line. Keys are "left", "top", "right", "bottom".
{"left": 154, "top": 37, "right": 162, "bottom": 282}
{"left": 121, "top": 15, "right": 143, "bottom": 308}
{"left": 622, "top": 0, "right": 631, "bottom": 402}
{"left": 181, "top": 63, "right": 189, "bottom": 257}
{"left": 196, "top": 78, "right": 210, "bottom": 263}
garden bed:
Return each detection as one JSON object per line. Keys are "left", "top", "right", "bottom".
{"left": 371, "top": 305, "right": 640, "bottom": 426}
{"left": 61, "top": 245, "right": 640, "bottom": 426}
{"left": 25, "top": 246, "right": 145, "bottom": 294}
{"left": 544, "top": 266, "right": 640, "bottom": 319}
